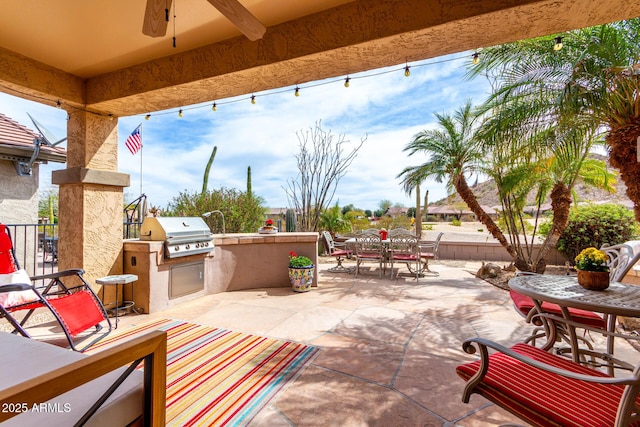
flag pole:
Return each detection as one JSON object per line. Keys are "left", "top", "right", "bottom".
{"left": 139, "top": 123, "right": 143, "bottom": 196}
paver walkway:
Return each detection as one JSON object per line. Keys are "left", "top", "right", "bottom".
{"left": 113, "top": 258, "right": 640, "bottom": 426}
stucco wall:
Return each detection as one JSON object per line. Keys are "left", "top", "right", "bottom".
{"left": 438, "top": 241, "right": 567, "bottom": 265}
{"left": 0, "top": 160, "right": 39, "bottom": 224}
{"left": 0, "top": 160, "right": 39, "bottom": 272}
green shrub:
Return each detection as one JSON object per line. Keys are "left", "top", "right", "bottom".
{"left": 422, "top": 224, "right": 434, "bottom": 231}
{"left": 451, "top": 219, "right": 461, "bottom": 227}
{"left": 166, "top": 187, "right": 265, "bottom": 233}
{"left": 553, "top": 204, "right": 639, "bottom": 261}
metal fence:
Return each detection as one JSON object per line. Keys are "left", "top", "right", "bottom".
{"left": 4, "top": 223, "right": 58, "bottom": 278}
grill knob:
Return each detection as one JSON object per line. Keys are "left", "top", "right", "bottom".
{"left": 204, "top": 242, "right": 209, "bottom": 247}
{"left": 174, "top": 246, "right": 179, "bottom": 251}
{"left": 196, "top": 243, "right": 201, "bottom": 248}
{"left": 185, "top": 244, "right": 190, "bottom": 250}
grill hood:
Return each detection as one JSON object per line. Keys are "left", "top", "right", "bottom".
{"left": 140, "top": 217, "right": 214, "bottom": 258}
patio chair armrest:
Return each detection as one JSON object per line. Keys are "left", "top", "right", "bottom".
{"left": 461, "top": 337, "right": 639, "bottom": 386}
{"left": 31, "top": 268, "right": 86, "bottom": 282}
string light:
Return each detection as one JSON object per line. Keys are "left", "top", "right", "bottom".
{"left": 72, "top": 52, "right": 470, "bottom": 121}
{"left": 108, "top": 114, "right": 114, "bottom": 121}
{"left": 404, "top": 65, "right": 411, "bottom": 77}
{"left": 145, "top": 114, "right": 151, "bottom": 120}
{"left": 56, "top": 100, "right": 62, "bottom": 109}
{"left": 554, "top": 36, "right": 563, "bottom": 51}
{"left": 472, "top": 52, "right": 480, "bottom": 64}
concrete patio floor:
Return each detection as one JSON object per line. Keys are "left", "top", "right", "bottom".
{"left": 114, "top": 258, "right": 639, "bottom": 426}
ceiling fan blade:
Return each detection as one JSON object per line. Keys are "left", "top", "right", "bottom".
{"left": 143, "top": 0, "right": 171, "bottom": 37}
{"left": 206, "top": 0, "right": 266, "bottom": 41}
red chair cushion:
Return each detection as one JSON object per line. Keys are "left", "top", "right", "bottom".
{"left": 0, "top": 225, "right": 18, "bottom": 274}
{"left": 509, "top": 289, "right": 605, "bottom": 329}
{"left": 419, "top": 252, "right": 435, "bottom": 259}
{"left": 456, "top": 343, "right": 640, "bottom": 427}
{"left": 392, "top": 254, "right": 417, "bottom": 261}
{"left": 357, "top": 253, "right": 382, "bottom": 259}
{"left": 331, "top": 249, "right": 351, "bottom": 257}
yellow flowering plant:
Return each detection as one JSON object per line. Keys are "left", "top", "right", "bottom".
{"left": 574, "top": 247, "right": 609, "bottom": 272}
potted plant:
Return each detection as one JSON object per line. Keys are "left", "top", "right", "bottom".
{"left": 574, "top": 247, "right": 610, "bottom": 290}
{"left": 288, "top": 251, "right": 314, "bottom": 292}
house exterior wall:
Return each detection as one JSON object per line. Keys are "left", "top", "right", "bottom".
{"left": 0, "top": 160, "right": 39, "bottom": 224}
{"left": 0, "top": 159, "right": 39, "bottom": 272}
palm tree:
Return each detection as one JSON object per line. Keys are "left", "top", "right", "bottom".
{"left": 397, "top": 101, "right": 517, "bottom": 259}
{"left": 469, "top": 19, "right": 640, "bottom": 221}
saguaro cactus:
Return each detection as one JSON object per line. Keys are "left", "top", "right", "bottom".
{"left": 247, "top": 166, "right": 252, "bottom": 197}
{"left": 286, "top": 208, "right": 297, "bottom": 232}
{"left": 202, "top": 146, "right": 217, "bottom": 195}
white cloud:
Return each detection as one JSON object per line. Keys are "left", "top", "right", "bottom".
{"left": 2, "top": 52, "right": 490, "bottom": 212}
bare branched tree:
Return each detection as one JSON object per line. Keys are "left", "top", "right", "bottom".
{"left": 285, "top": 121, "right": 366, "bottom": 231}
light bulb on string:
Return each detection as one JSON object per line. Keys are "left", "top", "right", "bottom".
{"left": 294, "top": 87, "right": 300, "bottom": 97}
{"left": 472, "top": 52, "right": 480, "bottom": 65}
{"left": 251, "top": 95, "right": 256, "bottom": 104}
{"left": 212, "top": 102, "right": 217, "bottom": 111}
{"left": 404, "top": 65, "right": 411, "bottom": 77}
{"left": 145, "top": 114, "right": 151, "bottom": 121}
{"left": 56, "top": 100, "right": 62, "bottom": 109}
{"left": 108, "top": 114, "right": 114, "bottom": 121}
{"left": 554, "top": 36, "right": 563, "bottom": 51}
{"left": 178, "top": 109, "right": 183, "bottom": 118}
{"left": 344, "top": 77, "right": 350, "bottom": 88}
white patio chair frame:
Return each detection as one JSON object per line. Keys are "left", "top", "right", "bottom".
{"left": 388, "top": 230, "right": 421, "bottom": 280}
{"left": 353, "top": 232, "right": 385, "bottom": 278}
{"left": 322, "top": 231, "right": 354, "bottom": 273}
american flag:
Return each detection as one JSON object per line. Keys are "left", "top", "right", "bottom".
{"left": 125, "top": 124, "right": 142, "bottom": 155}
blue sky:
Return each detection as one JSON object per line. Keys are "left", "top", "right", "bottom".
{"left": 0, "top": 52, "right": 491, "bottom": 213}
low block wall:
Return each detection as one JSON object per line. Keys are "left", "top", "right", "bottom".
{"left": 438, "top": 241, "right": 567, "bottom": 265}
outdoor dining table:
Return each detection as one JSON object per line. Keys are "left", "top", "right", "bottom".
{"left": 509, "top": 274, "right": 640, "bottom": 375}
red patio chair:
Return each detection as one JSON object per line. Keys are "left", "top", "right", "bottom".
{"left": 0, "top": 224, "right": 112, "bottom": 351}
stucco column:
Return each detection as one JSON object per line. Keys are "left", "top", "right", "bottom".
{"left": 52, "top": 111, "right": 130, "bottom": 290}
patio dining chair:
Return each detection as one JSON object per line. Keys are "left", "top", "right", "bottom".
{"left": 0, "top": 224, "right": 112, "bottom": 351}
{"left": 353, "top": 232, "right": 385, "bottom": 278}
{"left": 388, "top": 230, "right": 421, "bottom": 280}
{"left": 322, "top": 231, "right": 353, "bottom": 272}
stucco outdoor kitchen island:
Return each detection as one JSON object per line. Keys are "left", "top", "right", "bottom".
{"left": 123, "top": 232, "right": 319, "bottom": 314}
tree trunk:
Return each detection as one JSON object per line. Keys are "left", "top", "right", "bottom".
{"left": 454, "top": 174, "right": 517, "bottom": 261}
{"left": 423, "top": 190, "right": 429, "bottom": 221}
{"left": 415, "top": 184, "right": 422, "bottom": 239}
{"left": 607, "top": 118, "right": 640, "bottom": 222}
{"left": 533, "top": 181, "right": 572, "bottom": 273}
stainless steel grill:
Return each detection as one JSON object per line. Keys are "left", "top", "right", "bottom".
{"left": 140, "top": 217, "right": 214, "bottom": 258}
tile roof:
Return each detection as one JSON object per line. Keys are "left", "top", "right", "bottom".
{"left": 0, "top": 113, "right": 66, "bottom": 163}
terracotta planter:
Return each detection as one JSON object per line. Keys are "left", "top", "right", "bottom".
{"left": 288, "top": 266, "right": 314, "bottom": 292}
{"left": 576, "top": 269, "right": 610, "bottom": 291}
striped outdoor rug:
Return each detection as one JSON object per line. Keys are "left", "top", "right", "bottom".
{"left": 85, "top": 318, "right": 320, "bottom": 426}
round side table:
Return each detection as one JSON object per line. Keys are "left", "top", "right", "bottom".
{"left": 96, "top": 274, "right": 138, "bottom": 328}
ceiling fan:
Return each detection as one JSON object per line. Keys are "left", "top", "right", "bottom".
{"left": 143, "top": 0, "right": 266, "bottom": 41}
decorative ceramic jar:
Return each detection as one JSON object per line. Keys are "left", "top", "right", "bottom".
{"left": 576, "top": 269, "right": 610, "bottom": 291}
{"left": 288, "top": 266, "right": 314, "bottom": 292}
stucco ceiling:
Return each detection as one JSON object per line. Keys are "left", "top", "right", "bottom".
{"left": 1, "top": 0, "right": 639, "bottom": 117}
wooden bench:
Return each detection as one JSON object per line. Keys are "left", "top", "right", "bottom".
{"left": 456, "top": 338, "right": 640, "bottom": 427}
